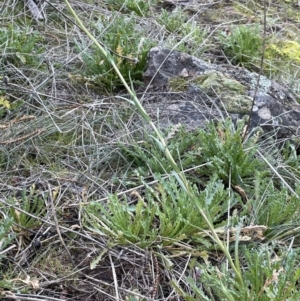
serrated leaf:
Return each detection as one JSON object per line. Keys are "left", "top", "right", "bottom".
{"left": 16, "top": 52, "right": 26, "bottom": 64}
{"left": 90, "top": 249, "right": 108, "bottom": 270}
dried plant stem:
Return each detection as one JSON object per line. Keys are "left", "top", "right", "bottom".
{"left": 151, "top": 252, "right": 160, "bottom": 299}
{"left": 47, "top": 184, "right": 75, "bottom": 268}
{"left": 243, "top": 0, "right": 267, "bottom": 141}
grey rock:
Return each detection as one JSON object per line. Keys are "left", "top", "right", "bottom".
{"left": 143, "top": 47, "right": 300, "bottom": 138}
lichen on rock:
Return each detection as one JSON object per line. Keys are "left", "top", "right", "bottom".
{"left": 143, "top": 47, "right": 300, "bottom": 137}
{"left": 169, "top": 70, "right": 252, "bottom": 114}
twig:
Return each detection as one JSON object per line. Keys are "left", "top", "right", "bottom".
{"left": 243, "top": 0, "right": 267, "bottom": 141}
{"left": 4, "top": 291, "right": 66, "bottom": 300}
{"left": 0, "top": 115, "right": 36, "bottom": 129}
{"left": 24, "top": 0, "right": 45, "bottom": 20}
{"left": 0, "top": 244, "right": 17, "bottom": 256}
{"left": 109, "top": 252, "right": 120, "bottom": 301}
{"left": 84, "top": 273, "right": 146, "bottom": 299}
{"left": 0, "top": 128, "right": 44, "bottom": 145}
{"left": 151, "top": 252, "right": 160, "bottom": 300}
{"left": 47, "top": 183, "right": 75, "bottom": 268}
{"left": 256, "top": 150, "right": 298, "bottom": 196}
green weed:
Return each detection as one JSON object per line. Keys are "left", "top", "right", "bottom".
{"left": 250, "top": 177, "right": 300, "bottom": 228}
{"left": 157, "top": 8, "right": 187, "bottom": 33}
{"left": 105, "top": 0, "right": 154, "bottom": 16}
{"left": 0, "top": 215, "right": 15, "bottom": 262}
{"left": 156, "top": 8, "right": 206, "bottom": 55}
{"left": 0, "top": 25, "right": 45, "bottom": 68}
{"left": 0, "top": 213, "right": 15, "bottom": 291}
{"left": 83, "top": 191, "right": 159, "bottom": 247}
{"left": 74, "top": 13, "right": 152, "bottom": 91}
{"left": 9, "top": 184, "right": 45, "bottom": 232}
{"left": 180, "top": 245, "right": 300, "bottom": 300}
{"left": 83, "top": 175, "right": 235, "bottom": 248}
{"left": 219, "top": 25, "right": 262, "bottom": 67}
{"left": 121, "top": 118, "right": 264, "bottom": 186}
{"left": 280, "top": 141, "right": 300, "bottom": 183}
{"left": 197, "top": 118, "right": 263, "bottom": 185}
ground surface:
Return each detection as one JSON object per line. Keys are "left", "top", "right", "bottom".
{"left": 1, "top": 1, "right": 300, "bottom": 300}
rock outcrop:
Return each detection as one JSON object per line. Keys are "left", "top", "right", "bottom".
{"left": 143, "top": 47, "right": 300, "bottom": 139}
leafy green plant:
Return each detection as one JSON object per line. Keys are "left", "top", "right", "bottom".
{"left": 105, "top": 0, "right": 153, "bottom": 16}
{"left": 279, "top": 141, "right": 300, "bottom": 184}
{"left": 179, "top": 245, "right": 300, "bottom": 301}
{"left": 74, "top": 13, "right": 152, "bottom": 91}
{"left": 122, "top": 118, "right": 264, "bottom": 186}
{"left": 82, "top": 176, "right": 234, "bottom": 248}
{"left": 9, "top": 185, "right": 45, "bottom": 232}
{"left": 0, "top": 212, "right": 15, "bottom": 291}
{"left": 197, "top": 118, "right": 264, "bottom": 185}
{"left": 0, "top": 25, "right": 45, "bottom": 68}
{"left": 156, "top": 8, "right": 206, "bottom": 55}
{"left": 0, "top": 95, "right": 11, "bottom": 119}
{"left": 83, "top": 191, "right": 159, "bottom": 248}
{"left": 0, "top": 93, "right": 24, "bottom": 119}
{"left": 0, "top": 214, "right": 15, "bottom": 262}
{"left": 153, "top": 176, "right": 232, "bottom": 243}
{"left": 120, "top": 126, "right": 204, "bottom": 177}
{"left": 249, "top": 177, "right": 300, "bottom": 228}
{"left": 157, "top": 8, "right": 187, "bottom": 33}
{"left": 219, "top": 25, "right": 262, "bottom": 67}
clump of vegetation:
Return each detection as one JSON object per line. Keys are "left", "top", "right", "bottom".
{"left": 74, "top": 13, "right": 152, "bottom": 91}
{"left": 0, "top": 25, "right": 45, "bottom": 68}
{"left": 219, "top": 25, "right": 263, "bottom": 67}
{"left": 179, "top": 245, "right": 300, "bottom": 301}
{"left": 157, "top": 8, "right": 187, "bottom": 34}
{"left": 273, "top": 40, "right": 300, "bottom": 63}
{"left": 9, "top": 185, "right": 45, "bottom": 232}
{"left": 83, "top": 175, "right": 231, "bottom": 248}
{"left": 0, "top": 95, "right": 11, "bottom": 119}
{"left": 157, "top": 8, "right": 206, "bottom": 55}
{"left": 0, "top": 215, "right": 15, "bottom": 262}
{"left": 121, "top": 118, "right": 263, "bottom": 186}
{"left": 104, "top": 0, "right": 154, "bottom": 16}
{"left": 0, "top": 211, "right": 16, "bottom": 292}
